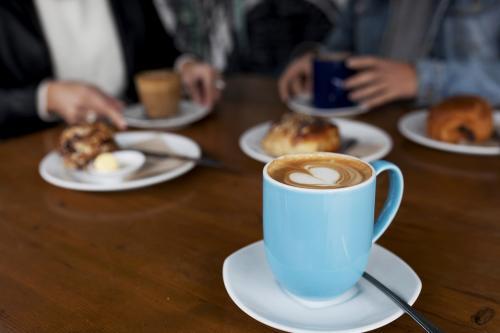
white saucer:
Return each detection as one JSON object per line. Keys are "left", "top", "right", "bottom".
{"left": 223, "top": 241, "right": 421, "bottom": 333}
{"left": 398, "top": 110, "right": 500, "bottom": 156}
{"left": 39, "top": 131, "right": 200, "bottom": 192}
{"left": 123, "top": 100, "right": 211, "bottom": 129}
{"left": 239, "top": 119, "right": 392, "bottom": 163}
{"left": 288, "top": 95, "right": 368, "bottom": 118}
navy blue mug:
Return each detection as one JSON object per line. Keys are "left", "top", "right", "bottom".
{"left": 313, "top": 53, "right": 355, "bottom": 109}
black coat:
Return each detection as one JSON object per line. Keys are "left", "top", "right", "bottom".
{"left": 0, "top": 0, "right": 180, "bottom": 138}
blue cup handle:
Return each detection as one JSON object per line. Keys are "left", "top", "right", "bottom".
{"left": 370, "top": 160, "right": 404, "bottom": 243}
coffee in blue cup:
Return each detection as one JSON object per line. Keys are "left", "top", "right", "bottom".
{"left": 313, "top": 53, "right": 355, "bottom": 109}
{"left": 263, "top": 153, "right": 403, "bottom": 301}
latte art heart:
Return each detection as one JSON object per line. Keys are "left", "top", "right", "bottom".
{"left": 267, "top": 155, "right": 372, "bottom": 190}
{"left": 289, "top": 166, "right": 340, "bottom": 186}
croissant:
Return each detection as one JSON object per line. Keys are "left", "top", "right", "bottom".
{"left": 427, "top": 96, "right": 493, "bottom": 143}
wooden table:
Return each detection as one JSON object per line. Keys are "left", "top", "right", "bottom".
{"left": 0, "top": 76, "right": 498, "bottom": 333}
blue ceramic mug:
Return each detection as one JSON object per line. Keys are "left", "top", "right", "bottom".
{"left": 313, "top": 53, "right": 355, "bottom": 109}
{"left": 263, "top": 153, "right": 403, "bottom": 300}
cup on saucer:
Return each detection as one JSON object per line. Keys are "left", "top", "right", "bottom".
{"left": 263, "top": 152, "right": 404, "bottom": 304}
{"left": 135, "top": 69, "right": 181, "bottom": 119}
{"left": 313, "top": 53, "right": 356, "bottom": 109}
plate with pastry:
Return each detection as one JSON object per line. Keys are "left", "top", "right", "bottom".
{"left": 288, "top": 94, "right": 369, "bottom": 118}
{"left": 39, "top": 122, "right": 200, "bottom": 191}
{"left": 123, "top": 101, "right": 211, "bottom": 129}
{"left": 239, "top": 113, "right": 392, "bottom": 163}
{"left": 398, "top": 96, "right": 500, "bottom": 156}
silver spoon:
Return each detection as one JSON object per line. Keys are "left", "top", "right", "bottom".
{"left": 134, "top": 149, "right": 240, "bottom": 172}
{"left": 362, "top": 272, "right": 444, "bottom": 333}
{"left": 338, "top": 138, "right": 358, "bottom": 153}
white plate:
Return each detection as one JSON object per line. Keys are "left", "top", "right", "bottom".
{"left": 223, "top": 241, "right": 421, "bottom": 333}
{"left": 288, "top": 95, "right": 368, "bottom": 118}
{"left": 239, "top": 119, "right": 392, "bottom": 163}
{"left": 123, "top": 101, "right": 210, "bottom": 129}
{"left": 39, "top": 131, "right": 200, "bottom": 192}
{"left": 398, "top": 110, "right": 500, "bottom": 156}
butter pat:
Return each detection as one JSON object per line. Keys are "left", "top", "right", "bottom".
{"left": 93, "top": 153, "right": 119, "bottom": 172}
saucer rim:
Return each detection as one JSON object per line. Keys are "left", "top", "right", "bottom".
{"left": 287, "top": 96, "right": 369, "bottom": 118}
{"left": 223, "top": 241, "right": 422, "bottom": 333}
{"left": 123, "top": 100, "right": 211, "bottom": 129}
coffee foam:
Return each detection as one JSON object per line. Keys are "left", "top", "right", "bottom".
{"left": 267, "top": 154, "right": 372, "bottom": 189}
{"left": 289, "top": 166, "right": 340, "bottom": 186}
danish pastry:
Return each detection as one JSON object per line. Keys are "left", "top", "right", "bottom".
{"left": 59, "top": 122, "right": 118, "bottom": 169}
{"left": 427, "top": 96, "right": 493, "bottom": 143}
{"left": 262, "top": 114, "right": 341, "bottom": 156}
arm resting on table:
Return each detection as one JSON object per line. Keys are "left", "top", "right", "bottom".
{"left": 416, "top": 59, "right": 500, "bottom": 106}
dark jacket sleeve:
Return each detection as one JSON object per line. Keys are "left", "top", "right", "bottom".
{"left": 135, "top": 0, "right": 181, "bottom": 72}
{"left": 111, "top": 0, "right": 182, "bottom": 101}
{"left": 0, "top": 86, "right": 38, "bottom": 124}
{"left": 0, "top": 2, "right": 53, "bottom": 135}
{"left": 0, "top": 86, "right": 55, "bottom": 139}
{"left": 0, "top": 12, "right": 39, "bottom": 125}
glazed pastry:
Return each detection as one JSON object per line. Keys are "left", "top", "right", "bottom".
{"left": 59, "top": 122, "right": 118, "bottom": 169}
{"left": 427, "top": 96, "right": 493, "bottom": 143}
{"left": 261, "top": 114, "right": 341, "bottom": 157}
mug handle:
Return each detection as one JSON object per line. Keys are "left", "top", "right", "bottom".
{"left": 370, "top": 160, "right": 404, "bottom": 243}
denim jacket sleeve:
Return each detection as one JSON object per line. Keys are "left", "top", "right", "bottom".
{"left": 416, "top": 59, "right": 500, "bottom": 106}
{"left": 322, "top": 1, "right": 355, "bottom": 52}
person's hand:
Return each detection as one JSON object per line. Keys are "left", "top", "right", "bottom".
{"left": 179, "top": 60, "right": 222, "bottom": 109}
{"left": 278, "top": 52, "right": 314, "bottom": 101}
{"left": 46, "top": 81, "right": 126, "bottom": 129}
{"left": 345, "top": 57, "right": 417, "bottom": 109}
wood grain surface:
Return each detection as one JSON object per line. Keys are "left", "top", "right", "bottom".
{"left": 0, "top": 76, "right": 498, "bottom": 332}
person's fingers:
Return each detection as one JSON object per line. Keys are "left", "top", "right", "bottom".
{"left": 213, "top": 84, "right": 222, "bottom": 103}
{"left": 185, "top": 78, "right": 203, "bottom": 106}
{"left": 344, "top": 70, "right": 379, "bottom": 89}
{"left": 291, "top": 77, "right": 303, "bottom": 97}
{"left": 278, "top": 70, "right": 293, "bottom": 101}
{"left": 107, "top": 97, "right": 124, "bottom": 110}
{"left": 298, "top": 61, "right": 312, "bottom": 96}
{"left": 279, "top": 55, "right": 313, "bottom": 101}
{"left": 96, "top": 91, "right": 126, "bottom": 129}
{"left": 179, "top": 62, "right": 199, "bottom": 103}
{"left": 182, "top": 64, "right": 220, "bottom": 108}
{"left": 63, "top": 107, "right": 80, "bottom": 124}
{"left": 349, "top": 82, "right": 387, "bottom": 101}
{"left": 85, "top": 88, "right": 127, "bottom": 129}
{"left": 298, "top": 75, "right": 310, "bottom": 95}
{"left": 199, "top": 76, "right": 211, "bottom": 107}
{"left": 346, "top": 56, "right": 380, "bottom": 69}
{"left": 213, "top": 72, "right": 223, "bottom": 102}
{"left": 303, "top": 74, "right": 312, "bottom": 95}
{"left": 98, "top": 91, "right": 124, "bottom": 113}
{"left": 361, "top": 91, "right": 397, "bottom": 109}
{"left": 199, "top": 68, "right": 217, "bottom": 108}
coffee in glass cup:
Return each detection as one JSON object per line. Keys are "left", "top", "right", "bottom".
{"left": 135, "top": 69, "right": 181, "bottom": 118}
